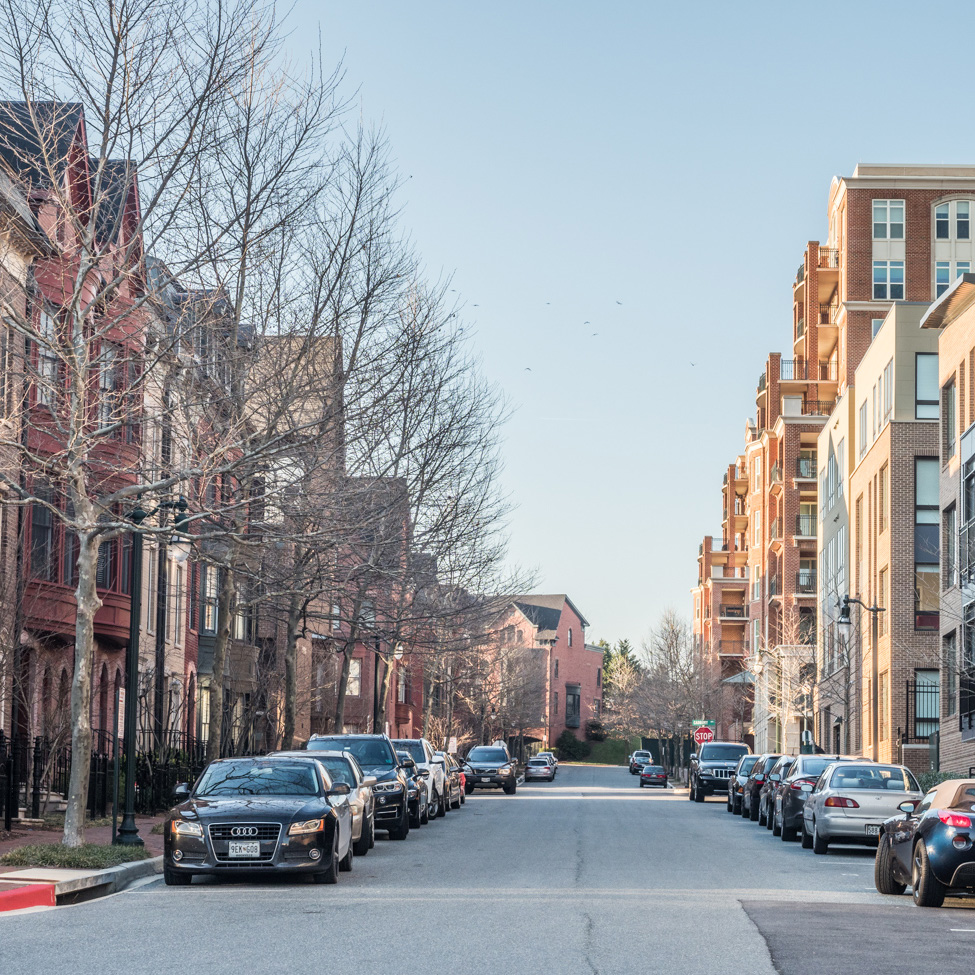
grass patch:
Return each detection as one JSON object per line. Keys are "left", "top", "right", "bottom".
{"left": 0, "top": 843, "right": 151, "bottom": 870}
{"left": 40, "top": 814, "right": 113, "bottom": 831}
{"left": 566, "top": 737, "right": 641, "bottom": 766}
{"left": 150, "top": 822, "right": 166, "bottom": 834}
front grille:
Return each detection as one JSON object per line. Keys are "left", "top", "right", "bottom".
{"left": 708, "top": 769, "right": 732, "bottom": 779}
{"left": 473, "top": 768, "right": 498, "bottom": 774}
{"left": 208, "top": 822, "right": 281, "bottom": 862}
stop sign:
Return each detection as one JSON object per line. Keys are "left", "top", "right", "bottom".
{"left": 693, "top": 726, "right": 714, "bottom": 745}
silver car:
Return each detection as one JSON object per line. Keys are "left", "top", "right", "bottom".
{"left": 274, "top": 750, "right": 377, "bottom": 856}
{"left": 801, "top": 762, "right": 922, "bottom": 854}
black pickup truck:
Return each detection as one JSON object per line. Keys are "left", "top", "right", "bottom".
{"left": 688, "top": 741, "right": 751, "bottom": 802}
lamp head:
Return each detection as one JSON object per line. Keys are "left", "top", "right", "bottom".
{"left": 837, "top": 595, "right": 852, "bottom": 642}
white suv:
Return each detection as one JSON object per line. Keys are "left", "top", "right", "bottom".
{"left": 392, "top": 738, "right": 449, "bottom": 818}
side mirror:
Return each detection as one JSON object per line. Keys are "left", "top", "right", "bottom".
{"left": 399, "top": 759, "right": 416, "bottom": 770}
{"left": 770, "top": 774, "right": 780, "bottom": 783}
{"left": 328, "top": 783, "right": 351, "bottom": 797}
{"left": 173, "top": 782, "right": 191, "bottom": 802}
{"left": 418, "top": 769, "right": 431, "bottom": 778}
{"left": 362, "top": 776, "right": 377, "bottom": 788}
{"left": 800, "top": 783, "right": 813, "bottom": 793}
{"left": 898, "top": 800, "right": 919, "bottom": 814}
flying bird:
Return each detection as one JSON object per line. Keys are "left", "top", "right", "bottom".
{"left": 592, "top": 333, "right": 599, "bottom": 337}
{"left": 584, "top": 320, "right": 590, "bottom": 325}
{"left": 524, "top": 367, "right": 532, "bottom": 372}
{"left": 690, "top": 361, "right": 696, "bottom": 366}
{"left": 616, "top": 300, "right": 622, "bottom": 305}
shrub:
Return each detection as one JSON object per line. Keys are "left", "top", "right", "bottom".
{"left": 917, "top": 769, "right": 965, "bottom": 793}
{"left": 0, "top": 844, "right": 151, "bottom": 870}
{"left": 585, "top": 720, "right": 607, "bottom": 742}
{"left": 554, "top": 730, "right": 591, "bottom": 761}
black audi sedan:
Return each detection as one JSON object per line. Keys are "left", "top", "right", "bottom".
{"left": 875, "top": 778, "right": 975, "bottom": 907}
{"left": 306, "top": 734, "right": 411, "bottom": 839}
{"left": 164, "top": 756, "right": 353, "bottom": 886}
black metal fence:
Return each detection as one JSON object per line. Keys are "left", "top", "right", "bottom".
{"left": 905, "top": 679, "right": 940, "bottom": 744}
{"left": 0, "top": 729, "right": 217, "bottom": 828}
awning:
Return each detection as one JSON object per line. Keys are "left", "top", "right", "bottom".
{"left": 723, "top": 670, "right": 755, "bottom": 685}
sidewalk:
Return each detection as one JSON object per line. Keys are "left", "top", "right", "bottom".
{"left": 0, "top": 814, "right": 165, "bottom": 912}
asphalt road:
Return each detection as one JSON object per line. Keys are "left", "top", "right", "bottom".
{"left": 2, "top": 764, "right": 974, "bottom": 974}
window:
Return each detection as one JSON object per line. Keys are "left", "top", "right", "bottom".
{"left": 879, "top": 464, "right": 888, "bottom": 533}
{"left": 397, "top": 668, "right": 409, "bottom": 704}
{"left": 872, "top": 383, "right": 878, "bottom": 440}
{"left": 873, "top": 261, "right": 904, "bottom": 300}
{"left": 553, "top": 691, "right": 559, "bottom": 715}
{"left": 331, "top": 601, "right": 341, "bottom": 631}
{"left": 145, "top": 545, "right": 157, "bottom": 634}
{"left": 201, "top": 564, "right": 218, "bottom": 634}
{"left": 593, "top": 699, "right": 600, "bottom": 717}
{"left": 358, "top": 599, "right": 375, "bottom": 625}
{"left": 858, "top": 401, "right": 868, "bottom": 459}
{"left": 945, "top": 632, "right": 958, "bottom": 716}
{"left": 936, "top": 262, "right": 970, "bottom": 298}
{"left": 554, "top": 658, "right": 559, "bottom": 678}
{"left": 936, "top": 203, "right": 950, "bottom": 239}
{"left": 96, "top": 536, "right": 116, "bottom": 590}
{"left": 98, "top": 342, "right": 120, "bottom": 425}
{"left": 568, "top": 627, "right": 573, "bottom": 647}
{"left": 348, "top": 658, "right": 361, "bottom": 697}
{"left": 945, "top": 380, "right": 957, "bottom": 458}
{"left": 30, "top": 490, "right": 57, "bottom": 581}
{"left": 915, "top": 457, "right": 940, "bottom": 629}
{"left": 753, "top": 458, "right": 761, "bottom": 492}
{"left": 872, "top": 318, "right": 885, "bottom": 339}
{"left": 915, "top": 353, "right": 939, "bottom": 419}
{"left": 596, "top": 668, "right": 601, "bottom": 687}
{"left": 945, "top": 505, "right": 957, "bottom": 588}
{"left": 753, "top": 521, "right": 760, "bottom": 546}
{"left": 873, "top": 199, "right": 904, "bottom": 239}
{"left": 34, "top": 310, "right": 60, "bottom": 407}
{"left": 879, "top": 671, "right": 889, "bottom": 742}
{"left": 173, "top": 564, "right": 184, "bottom": 646}
{"left": 878, "top": 567, "right": 888, "bottom": 636}
{"left": 959, "top": 202, "right": 971, "bottom": 239}
{"left": 883, "top": 359, "right": 893, "bottom": 422}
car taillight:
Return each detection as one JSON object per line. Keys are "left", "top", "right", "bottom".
{"left": 825, "top": 796, "right": 859, "bottom": 808}
{"left": 791, "top": 778, "right": 815, "bottom": 791}
{"left": 938, "top": 810, "right": 973, "bottom": 829}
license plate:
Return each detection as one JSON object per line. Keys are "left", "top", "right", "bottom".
{"left": 481, "top": 776, "right": 491, "bottom": 783}
{"left": 865, "top": 824, "right": 881, "bottom": 837}
{"left": 228, "top": 841, "right": 261, "bottom": 858}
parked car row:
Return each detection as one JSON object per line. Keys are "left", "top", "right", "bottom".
{"left": 162, "top": 733, "right": 485, "bottom": 886}
{"left": 695, "top": 741, "right": 975, "bottom": 908}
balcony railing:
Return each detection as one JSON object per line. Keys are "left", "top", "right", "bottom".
{"left": 780, "top": 359, "right": 806, "bottom": 381}
{"left": 769, "top": 575, "right": 779, "bottom": 596}
{"left": 818, "top": 247, "right": 839, "bottom": 269}
{"left": 769, "top": 464, "right": 782, "bottom": 485}
{"left": 796, "top": 457, "right": 816, "bottom": 478}
{"left": 796, "top": 263, "right": 805, "bottom": 284}
{"left": 758, "top": 373, "right": 767, "bottom": 393}
{"left": 795, "top": 514, "right": 816, "bottom": 537}
{"left": 819, "top": 360, "right": 837, "bottom": 381}
{"left": 803, "top": 399, "right": 836, "bottom": 416}
{"left": 796, "top": 317, "right": 805, "bottom": 339}
{"left": 796, "top": 569, "right": 816, "bottom": 593}
{"left": 717, "top": 640, "right": 749, "bottom": 656}
{"left": 718, "top": 605, "right": 745, "bottom": 619}
{"left": 819, "top": 303, "right": 836, "bottom": 325}
{"left": 905, "top": 679, "right": 940, "bottom": 743}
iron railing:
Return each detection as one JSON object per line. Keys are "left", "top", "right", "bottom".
{"left": 718, "top": 605, "right": 745, "bottom": 619}
{"left": 819, "top": 247, "right": 840, "bottom": 269}
{"left": 796, "top": 457, "right": 816, "bottom": 478}
{"left": 796, "top": 263, "right": 805, "bottom": 284}
{"left": 780, "top": 359, "right": 806, "bottom": 381}
{"left": 796, "top": 317, "right": 806, "bottom": 338}
{"left": 905, "top": 680, "right": 940, "bottom": 743}
{"left": 803, "top": 399, "right": 836, "bottom": 415}
{"left": 769, "top": 464, "right": 782, "bottom": 485}
{"left": 796, "top": 515, "right": 817, "bottom": 537}
{"left": 758, "top": 373, "right": 767, "bottom": 393}
{"left": 819, "top": 360, "right": 838, "bottom": 381}
{"left": 717, "top": 640, "right": 749, "bottom": 656}
{"left": 796, "top": 569, "right": 816, "bottom": 593}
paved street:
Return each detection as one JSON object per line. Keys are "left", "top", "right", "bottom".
{"left": 1, "top": 765, "right": 974, "bottom": 974}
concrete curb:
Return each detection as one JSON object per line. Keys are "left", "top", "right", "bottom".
{"left": 0, "top": 855, "right": 162, "bottom": 910}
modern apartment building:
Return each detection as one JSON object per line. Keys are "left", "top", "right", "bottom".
{"left": 920, "top": 274, "right": 975, "bottom": 774}
{"left": 843, "top": 304, "right": 940, "bottom": 773}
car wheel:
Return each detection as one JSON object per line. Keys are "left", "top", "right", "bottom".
{"left": 801, "top": 818, "right": 813, "bottom": 849}
{"left": 438, "top": 788, "right": 448, "bottom": 817}
{"left": 339, "top": 837, "right": 354, "bottom": 873}
{"left": 315, "top": 833, "right": 340, "bottom": 884}
{"left": 388, "top": 806, "right": 410, "bottom": 841}
{"left": 464, "top": 783, "right": 474, "bottom": 796}
{"left": 460, "top": 789, "right": 465, "bottom": 804}
{"left": 874, "top": 833, "right": 906, "bottom": 896}
{"left": 503, "top": 780, "right": 517, "bottom": 795}
{"left": 758, "top": 801, "right": 767, "bottom": 826}
{"left": 726, "top": 793, "right": 732, "bottom": 811}
{"left": 420, "top": 796, "right": 429, "bottom": 825}
{"left": 732, "top": 795, "right": 741, "bottom": 815}
{"left": 353, "top": 814, "right": 372, "bottom": 857}
{"left": 749, "top": 797, "right": 760, "bottom": 821}
{"left": 912, "top": 841, "right": 946, "bottom": 908}
{"left": 765, "top": 803, "right": 774, "bottom": 830}
{"left": 163, "top": 863, "right": 191, "bottom": 886}
{"left": 639, "top": 782, "right": 645, "bottom": 788}
{"left": 781, "top": 819, "right": 796, "bottom": 842}
{"left": 368, "top": 815, "right": 376, "bottom": 848}
{"left": 771, "top": 810, "right": 782, "bottom": 837}
{"left": 693, "top": 781, "right": 704, "bottom": 802}
{"left": 410, "top": 803, "right": 421, "bottom": 829}
{"left": 812, "top": 819, "right": 829, "bottom": 855}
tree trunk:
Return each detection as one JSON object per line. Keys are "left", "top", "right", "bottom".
{"left": 281, "top": 591, "right": 303, "bottom": 750}
{"left": 376, "top": 651, "right": 392, "bottom": 733}
{"left": 62, "top": 533, "right": 103, "bottom": 847}
{"left": 333, "top": 638, "right": 355, "bottom": 732}
{"left": 206, "top": 567, "right": 236, "bottom": 762}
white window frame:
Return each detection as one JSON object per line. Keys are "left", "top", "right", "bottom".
{"left": 873, "top": 261, "right": 905, "bottom": 300}
{"left": 873, "top": 199, "right": 905, "bottom": 239}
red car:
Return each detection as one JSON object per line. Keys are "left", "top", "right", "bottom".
{"left": 639, "top": 766, "right": 668, "bottom": 788}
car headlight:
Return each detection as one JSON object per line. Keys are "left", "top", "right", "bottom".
{"left": 171, "top": 819, "right": 203, "bottom": 837}
{"left": 373, "top": 782, "right": 404, "bottom": 794}
{"left": 288, "top": 819, "right": 325, "bottom": 835}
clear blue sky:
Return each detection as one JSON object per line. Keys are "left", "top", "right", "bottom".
{"left": 294, "top": 1, "right": 972, "bottom": 647}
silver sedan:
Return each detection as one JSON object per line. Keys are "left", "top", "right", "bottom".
{"left": 801, "top": 762, "right": 922, "bottom": 854}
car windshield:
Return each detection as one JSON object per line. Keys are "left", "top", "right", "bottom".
{"left": 309, "top": 738, "right": 395, "bottom": 768}
{"left": 737, "top": 758, "right": 756, "bottom": 774}
{"left": 393, "top": 741, "right": 426, "bottom": 763}
{"left": 828, "top": 765, "right": 920, "bottom": 791}
{"left": 195, "top": 762, "right": 320, "bottom": 797}
{"left": 796, "top": 758, "right": 836, "bottom": 778}
{"left": 316, "top": 758, "right": 355, "bottom": 787}
{"left": 699, "top": 744, "right": 749, "bottom": 761}
{"left": 468, "top": 747, "right": 508, "bottom": 763}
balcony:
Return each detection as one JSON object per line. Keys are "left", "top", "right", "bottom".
{"left": 795, "top": 514, "right": 816, "bottom": 538}
{"left": 718, "top": 605, "right": 745, "bottom": 620}
{"left": 819, "top": 360, "right": 837, "bottom": 382}
{"left": 769, "top": 464, "right": 782, "bottom": 486}
{"left": 819, "top": 303, "right": 837, "bottom": 325}
{"left": 769, "top": 575, "right": 780, "bottom": 596}
{"left": 796, "top": 569, "right": 816, "bottom": 594}
{"left": 717, "top": 640, "right": 749, "bottom": 657}
{"left": 818, "top": 247, "right": 839, "bottom": 269}
{"left": 796, "top": 457, "right": 816, "bottom": 478}
{"left": 796, "top": 263, "right": 805, "bottom": 285}
{"left": 758, "top": 373, "right": 767, "bottom": 393}
{"left": 769, "top": 519, "right": 783, "bottom": 543}
{"left": 803, "top": 399, "right": 836, "bottom": 416}
{"left": 780, "top": 359, "right": 806, "bottom": 381}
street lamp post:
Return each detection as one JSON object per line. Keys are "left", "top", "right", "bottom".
{"left": 836, "top": 594, "right": 885, "bottom": 762}
{"left": 116, "top": 496, "right": 190, "bottom": 847}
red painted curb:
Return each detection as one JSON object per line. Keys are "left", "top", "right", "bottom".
{"left": 0, "top": 882, "right": 57, "bottom": 912}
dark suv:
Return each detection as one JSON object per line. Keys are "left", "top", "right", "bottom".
{"left": 307, "top": 734, "right": 411, "bottom": 840}
{"left": 462, "top": 744, "right": 518, "bottom": 795}
{"left": 741, "top": 753, "right": 784, "bottom": 821}
{"left": 689, "top": 741, "right": 750, "bottom": 802}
